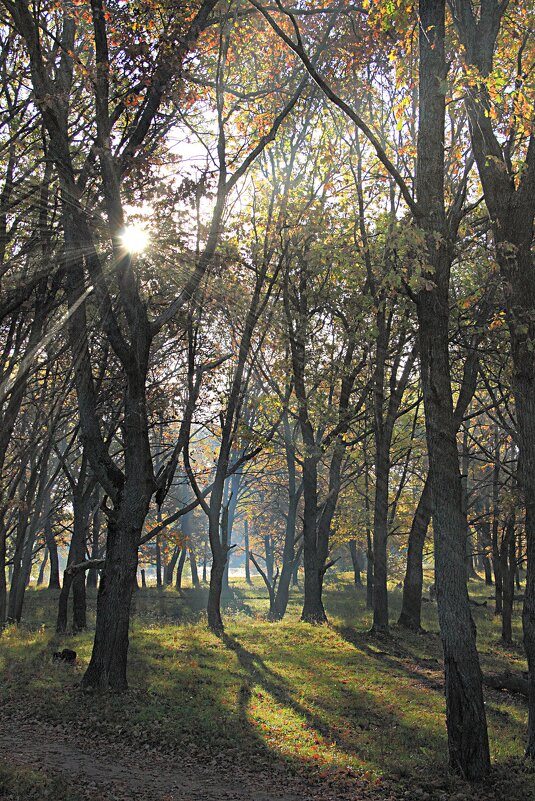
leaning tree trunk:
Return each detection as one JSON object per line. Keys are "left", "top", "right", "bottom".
{"left": 164, "top": 546, "right": 180, "bottom": 586}
{"left": 175, "top": 546, "right": 187, "bottom": 592}
{"left": 37, "top": 548, "right": 48, "bottom": 586}
{"left": 398, "top": 477, "right": 432, "bottom": 631}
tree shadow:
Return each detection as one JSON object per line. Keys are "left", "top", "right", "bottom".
{"left": 220, "top": 629, "right": 447, "bottom": 777}
{"left": 336, "top": 624, "right": 445, "bottom": 694}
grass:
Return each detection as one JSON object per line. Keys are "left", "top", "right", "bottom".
{"left": 0, "top": 763, "right": 82, "bottom": 801}
{"left": 1, "top": 573, "right": 534, "bottom": 799}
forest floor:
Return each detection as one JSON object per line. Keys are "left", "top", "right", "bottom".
{"left": 0, "top": 576, "right": 534, "bottom": 801}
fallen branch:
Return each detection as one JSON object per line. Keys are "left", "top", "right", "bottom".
{"left": 483, "top": 671, "right": 528, "bottom": 698}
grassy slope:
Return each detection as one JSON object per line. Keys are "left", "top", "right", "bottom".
{"left": 0, "top": 574, "right": 533, "bottom": 799}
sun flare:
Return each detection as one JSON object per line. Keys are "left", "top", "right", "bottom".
{"left": 120, "top": 224, "right": 149, "bottom": 254}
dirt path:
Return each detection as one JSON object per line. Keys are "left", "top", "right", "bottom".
{"left": 0, "top": 713, "right": 302, "bottom": 801}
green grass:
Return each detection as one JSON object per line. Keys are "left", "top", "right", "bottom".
{"left": 1, "top": 574, "right": 533, "bottom": 799}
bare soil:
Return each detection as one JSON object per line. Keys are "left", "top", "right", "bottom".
{"left": 0, "top": 711, "right": 301, "bottom": 801}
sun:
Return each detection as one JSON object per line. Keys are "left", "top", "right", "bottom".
{"left": 120, "top": 223, "right": 149, "bottom": 254}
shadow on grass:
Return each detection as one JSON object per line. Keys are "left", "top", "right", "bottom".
{"left": 337, "top": 624, "right": 445, "bottom": 694}
{"left": 219, "top": 628, "right": 448, "bottom": 778}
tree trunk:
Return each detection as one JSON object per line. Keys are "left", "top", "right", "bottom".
{"left": 272, "top": 411, "right": 300, "bottom": 618}
{"left": 301, "top": 558, "right": 326, "bottom": 623}
{"left": 155, "top": 535, "right": 163, "bottom": 588}
{"left": 8, "top": 499, "right": 29, "bottom": 622}
{"left": 208, "top": 554, "right": 225, "bottom": 632}
{"left": 479, "top": 521, "right": 493, "bottom": 586}
{"left": 189, "top": 546, "right": 199, "bottom": 587}
{"left": 292, "top": 556, "right": 299, "bottom": 587}
{"left": 364, "top": 458, "right": 373, "bottom": 609}
{"left": 37, "top": 548, "right": 48, "bottom": 586}
{"left": 57, "top": 492, "right": 90, "bottom": 633}
{"left": 222, "top": 469, "right": 240, "bottom": 591}
{"left": 510, "top": 371, "right": 535, "bottom": 756}
{"left": 87, "top": 492, "right": 101, "bottom": 590}
{"left": 349, "top": 540, "right": 363, "bottom": 587}
{"left": 449, "top": 1, "right": 535, "bottom": 756}
{"left": 81, "top": 507, "right": 145, "bottom": 691}
{"left": 13, "top": 523, "right": 37, "bottom": 623}
{"left": 272, "top": 505, "right": 301, "bottom": 621}
{"left": 175, "top": 546, "right": 187, "bottom": 592}
{"left": 207, "top": 503, "right": 229, "bottom": 632}
{"left": 372, "top": 446, "right": 390, "bottom": 633}
{"left": 244, "top": 519, "right": 251, "bottom": 584}
{"left": 461, "top": 428, "right": 477, "bottom": 580}
{"left": 366, "top": 530, "right": 374, "bottom": 610}
{"left": 491, "top": 436, "right": 502, "bottom": 614}
{"left": 164, "top": 546, "right": 180, "bottom": 586}
{"left": 398, "top": 477, "right": 432, "bottom": 630}
{"left": 415, "top": 0, "right": 489, "bottom": 779}
{"left": 0, "top": 524, "right": 6, "bottom": 626}
{"left": 46, "top": 524, "right": 61, "bottom": 590}
{"left": 42, "top": 486, "right": 61, "bottom": 590}
{"left": 264, "top": 534, "right": 274, "bottom": 584}
{"left": 56, "top": 571, "right": 74, "bottom": 634}
{"left": 202, "top": 531, "right": 208, "bottom": 583}
{"left": 501, "top": 517, "right": 516, "bottom": 645}
{"left": 271, "top": 560, "right": 293, "bottom": 621}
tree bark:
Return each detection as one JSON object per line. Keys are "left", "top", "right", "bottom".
{"left": 81, "top": 509, "right": 144, "bottom": 691}
{"left": 415, "top": 0, "right": 490, "bottom": 778}
{"left": 448, "top": 0, "right": 535, "bottom": 756}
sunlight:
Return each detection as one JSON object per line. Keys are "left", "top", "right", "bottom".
{"left": 120, "top": 223, "right": 149, "bottom": 254}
